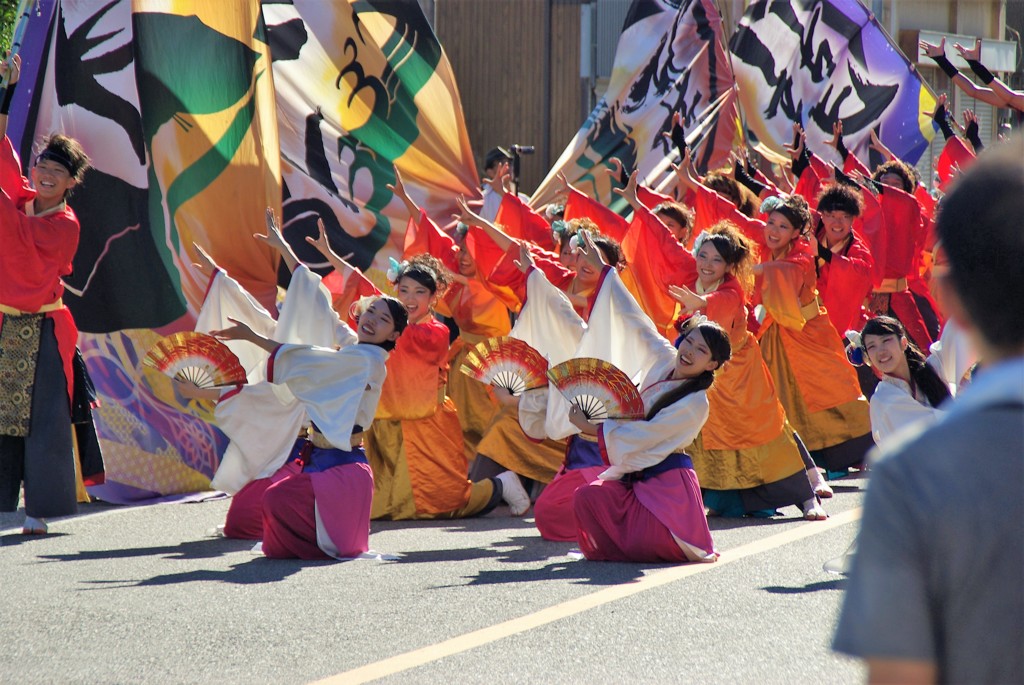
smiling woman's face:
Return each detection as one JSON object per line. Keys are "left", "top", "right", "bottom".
{"left": 763, "top": 211, "right": 799, "bottom": 255}
{"left": 673, "top": 328, "right": 719, "bottom": 379}
{"left": 356, "top": 298, "right": 400, "bottom": 345}
{"left": 396, "top": 276, "right": 434, "bottom": 324}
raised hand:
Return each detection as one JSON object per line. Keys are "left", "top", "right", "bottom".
{"left": 191, "top": 243, "right": 219, "bottom": 279}
{"left": 919, "top": 38, "right": 946, "bottom": 59}
{"left": 256, "top": 207, "right": 300, "bottom": 272}
{"left": 575, "top": 228, "right": 607, "bottom": 271}
{"left": 257, "top": 207, "right": 288, "bottom": 252}
{"left": 784, "top": 123, "right": 806, "bottom": 160}
{"left": 611, "top": 169, "right": 641, "bottom": 209}
{"left": 824, "top": 121, "right": 843, "bottom": 150}
{"left": 305, "top": 217, "right": 355, "bottom": 266}
{"left": 453, "top": 194, "right": 486, "bottom": 228}
{"left": 554, "top": 171, "right": 574, "bottom": 201}
{"left": 671, "top": 148, "right": 700, "bottom": 189}
{"left": 661, "top": 111, "right": 687, "bottom": 156}
{"left": 0, "top": 52, "right": 21, "bottom": 86}
{"left": 667, "top": 284, "right": 706, "bottom": 313}
{"left": 513, "top": 242, "right": 535, "bottom": 273}
{"left": 926, "top": 92, "right": 949, "bottom": 118}
{"left": 953, "top": 38, "right": 982, "bottom": 62}
{"left": 386, "top": 164, "right": 419, "bottom": 217}
{"left": 483, "top": 161, "right": 511, "bottom": 197}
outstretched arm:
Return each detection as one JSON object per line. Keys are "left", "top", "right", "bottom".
{"left": 921, "top": 38, "right": 1009, "bottom": 108}
{"left": 454, "top": 194, "right": 515, "bottom": 253}
{"left": 955, "top": 39, "right": 1024, "bottom": 110}
{"left": 305, "top": 217, "right": 356, "bottom": 275}
{"left": 257, "top": 207, "right": 301, "bottom": 273}
{"left": 386, "top": 165, "right": 420, "bottom": 220}
{"left": 0, "top": 53, "right": 21, "bottom": 142}
{"left": 211, "top": 316, "right": 282, "bottom": 354}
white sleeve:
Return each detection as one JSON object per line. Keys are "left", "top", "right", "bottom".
{"left": 928, "top": 317, "right": 977, "bottom": 391}
{"left": 572, "top": 269, "right": 677, "bottom": 387}
{"left": 598, "top": 391, "right": 709, "bottom": 480}
{"left": 211, "top": 382, "right": 307, "bottom": 493}
{"left": 510, "top": 268, "right": 585, "bottom": 365}
{"left": 195, "top": 270, "right": 277, "bottom": 380}
{"left": 869, "top": 383, "right": 944, "bottom": 448}
{"left": 517, "top": 387, "right": 549, "bottom": 440}
{"left": 276, "top": 265, "right": 358, "bottom": 348}
{"left": 269, "top": 344, "right": 386, "bottom": 448}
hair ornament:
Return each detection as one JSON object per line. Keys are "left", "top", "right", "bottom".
{"left": 844, "top": 330, "right": 867, "bottom": 366}
{"left": 386, "top": 257, "right": 404, "bottom": 283}
{"left": 760, "top": 195, "right": 785, "bottom": 214}
{"left": 544, "top": 203, "right": 565, "bottom": 219}
{"left": 550, "top": 219, "right": 568, "bottom": 236}
{"left": 691, "top": 229, "right": 713, "bottom": 255}
{"left": 455, "top": 221, "right": 469, "bottom": 240}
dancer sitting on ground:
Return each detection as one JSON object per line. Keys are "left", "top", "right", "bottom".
{"left": 207, "top": 295, "right": 406, "bottom": 559}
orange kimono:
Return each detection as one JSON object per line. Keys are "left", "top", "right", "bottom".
{"left": 366, "top": 317, "right": 491, "bottom": 519}
{"left": 439, "top": 278, "right": 512, "bottom": 459}
{"left": 754, "top": 242, "right": 873, "bottom": 471}
{"left": 683, "top": 277, "right": 811, "bottom": 509}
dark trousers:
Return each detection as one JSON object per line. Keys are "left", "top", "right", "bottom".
{"left": 0, "top": 318, "right": 77, "bottom": 518}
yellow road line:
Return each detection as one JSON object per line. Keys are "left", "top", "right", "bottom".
{"left": 313, "top": 508, "right": 862, "bottom": 685}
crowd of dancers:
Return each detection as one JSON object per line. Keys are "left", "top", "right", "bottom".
{"left": 0, "top": 48, "right": 985, "bottom": 563}
{"left": 170, "top": 95, "right": 981, "bottom": 563}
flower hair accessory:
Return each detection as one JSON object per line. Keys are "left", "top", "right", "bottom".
{"left": 691, "top": 229, "right": 713, "bottom": 255}
{"left": 544, "top": 203, "right": 565, "bottom": 219}
{"left": 455, "top": 221, "right": 469, "bottom": 240}
{"left": 844, "top": 330, "right": 867, "bottom": 366}
{"left": 550, "top": 219, "right": 568, "bottom": 237}
{"left": 386, "top": 257, "right": 404, "bottom": 283}
{"left": 760, "top": 195, "right": 785, "bottom": 214}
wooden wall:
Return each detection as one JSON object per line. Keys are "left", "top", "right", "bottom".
{"left": 434, "top": 0, "right": 585, "bottom": 195}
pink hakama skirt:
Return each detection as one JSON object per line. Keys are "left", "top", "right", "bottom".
{"left": 573, "top": 467, "right": 716, "bottom": 563}
{"left": 224, "top": 461, "right": 302, "bottom": 540}
{"left": 261, "top": 459, "right": 374, "bottom": 560}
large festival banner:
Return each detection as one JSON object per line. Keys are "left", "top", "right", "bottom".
{"left": 8, "top": 0, "right": 479, "bottom": 500}
{"left": 261, "top": 0, "right": 479, "bottom": 286}
{"left": 531, "top": 0, "right": 740, "bottom": 212}
{"left": 10, "top": 0, "right": 281, "bottom": 500}
{"left": 730, "top": 0, "right": 936, "bottom": 165}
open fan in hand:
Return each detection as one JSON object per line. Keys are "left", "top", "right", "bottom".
{"left": 546, "top": 358, "right": 644, "bottom": 421}
{"left": 459, "top": 336, "right": 548, "bottom": 396}
{"left": 140, "top": 332, "right": 246, "bottom": 419}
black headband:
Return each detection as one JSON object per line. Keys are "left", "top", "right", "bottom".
{"left": 36, "top": 149, "right": 75, "bottom": 175}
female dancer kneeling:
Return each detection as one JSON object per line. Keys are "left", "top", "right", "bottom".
{"left": 211, "top": 296, "right": 408, "bottom": 559}
{"left": 570, "top": 318, "right": 731, "bottom": 563}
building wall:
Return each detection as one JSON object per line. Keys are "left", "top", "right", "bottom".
{"left": 433, "top": 0, "right": 585, "bottom": 194}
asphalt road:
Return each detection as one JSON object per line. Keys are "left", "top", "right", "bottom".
{"left": 1, "top": 475, "right": 867, "bottom": 685}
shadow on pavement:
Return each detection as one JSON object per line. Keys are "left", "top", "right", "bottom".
{"left": 449, "top": 559, "right": 654, "bottom": 588}
{"left": 0, "top": 532, "right": 72, "bottom": 547}
{"left": 761, "top": 578, "right": 847, "bottom": 594}
{"left": 32, "top": 537, "right": 255, "bottom": 562}
{"left": 78, "top": 556, "right": 313, "bottom": 589}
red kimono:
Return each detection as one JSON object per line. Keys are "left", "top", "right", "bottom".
{"left": 813, "top": 228, "right": 874, "bottom": 336}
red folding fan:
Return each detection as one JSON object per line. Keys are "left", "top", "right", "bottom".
{"left": 546, "top": 358, "right": 645, "bottom": 421}
{"left": 140, "top": 332, "right": 247, "bottom": 420}
{"left": 143, "top": 331, "right": 247, "bottom": 388}
{"left": 459, "top": 336, "right": 548, "bottom": 396}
